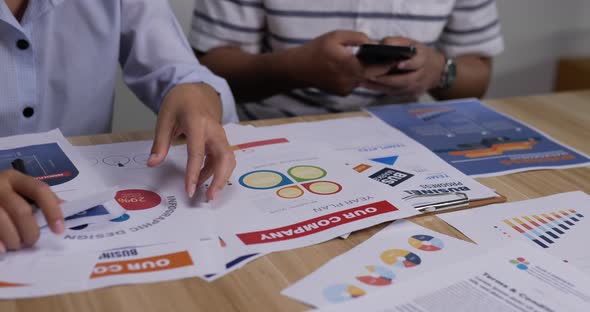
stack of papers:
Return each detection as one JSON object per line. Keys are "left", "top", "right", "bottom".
{"left": 0, "top": 115, "right": 501, "bottom": 298}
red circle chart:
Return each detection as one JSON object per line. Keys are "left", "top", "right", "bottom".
{"left": 115, "top": 189, "right": 162, "bottom": 211}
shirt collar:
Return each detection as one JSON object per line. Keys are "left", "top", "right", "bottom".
{"left": 0, "top": 0, "right": 67, "bottom": 26}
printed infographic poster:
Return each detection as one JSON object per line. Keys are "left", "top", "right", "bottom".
{"left": 212, "top": 131, "right": 420, "bottom": 253}
{"left": 0, "top": 241, "right": 218, "bottom": 299}
{"left": 317, "top": 241, "right": 590, "bottom": 312}
{"left": 439, "top": 191, "right": 590, "bottom": 275}
{"left": 368, "top": 99, "right": 590, "bottom": 177}
{"left": 225, "top": 119, "right": 499, "bottom": 214}
{"left": 0, "top": 141, "right": 224, "bottom": 298}
{"left": 282, "top": 220, "right": 481, "bottom": 307}
{"left": 0, "top": 129, "right": 106, "bottom": 201}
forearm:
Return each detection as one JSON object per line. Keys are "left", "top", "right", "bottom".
{"left": 430, "top": 55, "right": 492, "bottom": 100}
{"left": 197, "top": 47, "right": 305, "bottom": 103}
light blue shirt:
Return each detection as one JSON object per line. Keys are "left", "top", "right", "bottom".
{"left": 0, "top": 0, "right": 237, "bottom": 137}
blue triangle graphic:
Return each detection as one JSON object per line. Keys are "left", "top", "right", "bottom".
{"left": 371, "top": 155, "right": 398, "bottom": 166}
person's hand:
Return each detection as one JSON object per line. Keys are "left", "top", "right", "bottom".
{"left": 288, "top": 31, "right": 380, "bottom": 96}
{"left": 362, "top": 36, "right": 446, "bottom": 99}
{"left": 147, "top": 83, "right": 236, "bottom": 201}
{"left": 0, "top": 170, "right": 64, "bottom": 253}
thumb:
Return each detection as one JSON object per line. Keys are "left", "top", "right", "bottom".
{"left": 334, "top": 31, "right": 373, "bottom": 46}
{"left": 148, "top": 112, "right": 175, "bottom": 167}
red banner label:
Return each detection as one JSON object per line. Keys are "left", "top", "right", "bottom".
{"left": 90, "top": 251, "right": 193, "bottom": 279}
{"left": 236, "top": 201, "right": 398, "bottom": 245}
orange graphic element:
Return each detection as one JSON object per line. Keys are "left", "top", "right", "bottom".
{"left": 0, "top": 281, "right": 28, "bottom": 287}
{"left": 232, "top": 138, "right": 289, "bottom": 151}
{"left": 90, "top": 251, "right": 193, "bottom": 279}
{"left": 449, "top": 140, "right": 538, "bottom": 158}
{"left": 353, "top": 164, "right": 372, "bottom": 173}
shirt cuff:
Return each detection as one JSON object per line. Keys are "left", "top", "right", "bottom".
{"left": 162, "top": 66, "right": 238, "bottom": 124}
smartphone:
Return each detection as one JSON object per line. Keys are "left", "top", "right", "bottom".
{"left": 354, "top": 44, "right": 416, "bottom": 65}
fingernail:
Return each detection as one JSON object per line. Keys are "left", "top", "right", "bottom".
{"left": 52, "top": 220, "right": 65, "bottom": 234}
{"left": 398, "top": 62, "right": 406, "bottom": 69}
{"left": 188, "top": 183, "right": 197, "bottom": 198}
{"left": 148, "top": 153, "right": 158, "bottom": 164}
{"left": 0, "top": 243, "right": 6, "bottom": 254}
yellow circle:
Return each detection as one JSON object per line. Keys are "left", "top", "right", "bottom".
{"left": 308, "top": 181, "right": 340, "bottom": 194}
{"left": 289, "top": 166, "right": 325, "bottom": 180}
{"left": 277, "top": 186, "right": 304, "bottom": 199}
{"left": 242, "top": 171, "right": 283, "bottom": 189}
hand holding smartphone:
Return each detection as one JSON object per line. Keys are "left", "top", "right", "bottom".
{"left": 353, "top": 44, "right": 416, "bottom": 65}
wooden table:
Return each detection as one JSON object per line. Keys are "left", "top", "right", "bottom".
{"left": 2, "top": 91, "right": 590, "bottom": 311}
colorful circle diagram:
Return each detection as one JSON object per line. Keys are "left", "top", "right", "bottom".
{"left": 356, "top": 265, "right": 395, "bottom": 286}
{"left": 288, "top": 165, "right": 326, "bottom": 182}
{"left": 380, "top": 249, "right": 422, "bottom": 268}
{"left": 303, "top": 181, "right": 342, "bottom": 195}
{"left": 276, "top": 186, "right": 304, "bottom": 199}
{"left": 239, "top": 165, "right": 342, "bottom": 199}
{"left": 239, "top": 170, "right": 292, "bottom": 190}
{"left": 323, "top": 284, "right": 366, "bottom": 303}
{"left": 408, "top": 235, "right": 445, "bottom": 252}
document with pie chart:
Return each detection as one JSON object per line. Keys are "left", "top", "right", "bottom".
{"left": 212, "top": 127, "right": 421, "bottom": 253}
{"left": 0, "top": 141, "right": 223, "bottom": 299}
{"left": 317, "top": 241, "right": 590, "bottom": 312}
{"left": 282, "top": 220, "right": 481, "bottom": 307}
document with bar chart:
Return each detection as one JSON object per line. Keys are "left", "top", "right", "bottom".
{"left": 439, "top": 192, "right": 590, "bottom": 274}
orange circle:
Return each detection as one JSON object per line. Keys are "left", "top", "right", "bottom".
{"left": 277, "top": 186, "right": 304, "bottom": 199}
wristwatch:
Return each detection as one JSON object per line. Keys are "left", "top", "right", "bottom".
{"left": 439, "top": 57, "right": 457, "bottom": 90}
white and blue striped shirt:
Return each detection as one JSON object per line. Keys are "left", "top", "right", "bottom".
{"left": 0, "top": 0, "right": 237, "bottom": 137}
{"left": 190, "top": 0, "right": 504, "bottom": 120}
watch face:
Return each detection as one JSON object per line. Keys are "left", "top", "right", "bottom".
{"left": 441, "top": 58, "right": 456, "bottom": 90}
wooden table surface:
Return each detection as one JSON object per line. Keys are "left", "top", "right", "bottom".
{"left": 2, "top": 91, "right": 590, "bottom": 311}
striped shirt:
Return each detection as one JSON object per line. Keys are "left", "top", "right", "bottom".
{"left": 190, "top": 0, "right": 504, "bottom": 120}
{"left": 0, "top": 0, "right": 237, "bottom": 137}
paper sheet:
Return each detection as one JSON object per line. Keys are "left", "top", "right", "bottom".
{"left": 317, "top": 240, "right": 590, "bottom": 312}
{"left": 211, "top": 130, "right": 420, "bottom": 253}
{"left": 227, "top": 118, "right": 498, "bottom": 204}
{"left": 439, "top": 191, "right": 590, "bottom": 274}
{"left": 282, "top": 220, "right": 480, "bottom": 307}
{"left": 367, "top": 99, "right": 590, "bottom": 177}
{"left": 0, "top": 129, "right": 110, "bottom": 213}
{"left": 0, "top": 141, "right": 223, "bottom": 298}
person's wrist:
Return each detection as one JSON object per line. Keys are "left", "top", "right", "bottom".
{"left": 429, "top": 50, "right": 447, "bottom": 90}
{"left": 281, "top": 46, "right": 314, "bottom": 89}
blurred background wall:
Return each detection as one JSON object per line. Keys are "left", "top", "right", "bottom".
{"left": 111, "top": 0, "right": 590, "bottom": 132}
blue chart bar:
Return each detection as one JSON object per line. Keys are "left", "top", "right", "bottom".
{"left": 569, "top": 209, "right": 584, "bottom": 219}
{"left": 503, "top": 219, "right": 548, "bottom": 248}
{"left": 514, "top": 217, "right": 553, "bottom": 245}
{"left": 524, "top": 216, "right": 559, "bottom": 240}
{"left": 561, "top": 210, "right": 580, "bottom": 222}
{"left": 544, "top": 213, "right": 569, "bottom": 230}
{"left": 534, "top": 215, "right": 564, "bottom": 235}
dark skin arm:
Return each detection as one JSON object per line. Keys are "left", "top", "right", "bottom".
{"left": 362, "top": 36, "right": 492, "bottom": 100}
{"left": 195, "top": 31, "right": 389, "bottom": 103}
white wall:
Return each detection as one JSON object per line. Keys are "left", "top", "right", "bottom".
{"left": 111, "top": 0, "right": 590, "bottom": 132}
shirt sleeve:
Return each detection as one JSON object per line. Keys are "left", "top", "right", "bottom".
{"left": 437, "top": 0, "right": 504, "bottom": 58}
{"left": 189, "top": 0, "right": 266, "bottom": 54}
{"left": 118, "top": 0, "right": 238, "bottom": 124}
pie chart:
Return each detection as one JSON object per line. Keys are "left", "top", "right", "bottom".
{"left": 356, "top": 265, "right": 395, "bottom": 286}
{"left": 323, "top": 284, "right": 366, "bottom": 303}
{"left": 408, "top": 234, "right": 444, "bottom": 252}
{"left": 380, "top": 249, "right": 422, "bottom": 268}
